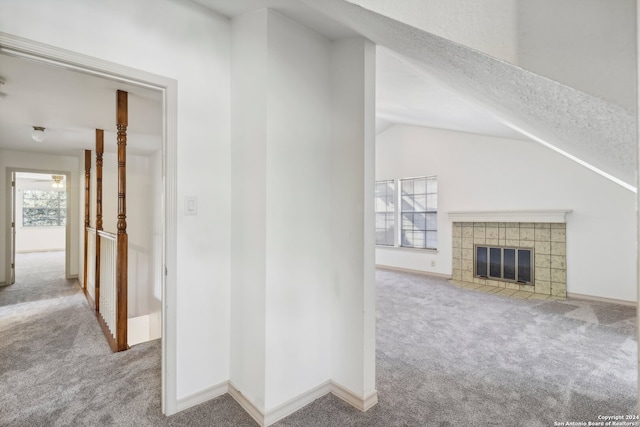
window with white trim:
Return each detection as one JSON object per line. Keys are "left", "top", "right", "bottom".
{"left": 22, "top": 190, "right": 67, "bottom": 227}
{"left": 400, "top": 176, "right": 437, "bottom": 249}
{"left": 375, "top": 176, "right": 437, "bottom": 250}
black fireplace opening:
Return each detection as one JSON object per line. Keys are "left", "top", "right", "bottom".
{"left": 475, "top": 245, "right": 533, "bottom": 284}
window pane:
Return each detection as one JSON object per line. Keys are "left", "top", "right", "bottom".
{"left": 413, "top": 195, "right": 426, "bottom": 212}
{"left": 425, "top": 213, "right": 437, "bottom": 231}
{"left": 503, "top": 248, "right": 516, "bottom": 280}
{"left": 489, "top": 247, "right": 502, "bottom": 278}
{"left": 401, "top": 179, "right": 414, "bottom": 195}
{"left": 401, "top": 230, "right": 412, "bottom": 247}
{"left": 413, "top": 231, "right": 425, "bottom": 248}
{"left": 426, "top": 231, "right": 437, "bottom": 249}
{"left": 476, "top": 246, "right": 488, "bottom": 276}
{"left": 23, "top": 190, "right": 66, "bottom": 226}
{"left": 413, "top": 213, "right": 426, "bottom": 230}
{"left": 414, "top": 178, "right": 427, "bottom": 194}
{"left": 426, "top": 194, "right": 437, "bottom": 211}
{"left": 402, "top": 213, "right": 414, "bottom": 229}
{"left": 518, "top": 250, "right": 532, "bottom": 282}
{"left": 401, "top": 196, "right": 414, "bottom": 212}
{"left": 426, "top": 179, "right": 437, "bottom": 194}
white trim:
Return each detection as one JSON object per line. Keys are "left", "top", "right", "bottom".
{"left": 330, "top": 382, "right": 378, "bottom": 411}
{"left": 567, "top": 292, "right": 637, "bottom": 307}
{"left": 501, "top": 121, "right": 637, "bottom": 193}
{"left": 376, "top": 245, "right": 438, "bottom": 254}
{"left": 228, "top": 382, "right": 265, "bottom": 426}
{"left": 0, "top": 32, "right": 178, "bottom": 416}
{"left": 176, "top": 381, "right": 229, "bottom": 412}
{"left": 6, "top": 168, "right": 72, "bottom": 283}
{"left": 376, "top": 264, "right": 451, "bottom": 279}
{"left": 264, "top": 381, "right": 332, "bottom": 426}
{"left": 227, "top": 381, "right": 377, "bottom": 426}
{"left": 448, "top": 209, "right": 572, "bottom": 223}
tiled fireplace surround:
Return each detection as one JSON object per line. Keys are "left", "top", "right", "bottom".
{"left": 450, "top": 213, "right": 569, "bottom": 298}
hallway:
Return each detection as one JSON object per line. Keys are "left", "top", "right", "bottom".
{"left": 0, "top": 251, "right": 254, "bottom": 426}
{"left": 1, "top": 252, "right": 75, "bottom": 306}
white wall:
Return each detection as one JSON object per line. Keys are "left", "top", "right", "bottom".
{"left": 230, "top": 8, "right": 334, "bottom": 411}
{"left": 230, "top": 10, "right": 377, "bottom": 416}
{"left": 263, "top": 11, "right": 333, "bottom": 410}
{"left": 230, "top": 9, "right": 268, "bottom": 411}
{"left": 347, "top": 0, "right": 636, "bottom": 111}
{"left": 376, "top": 125, "right": 637, "bottom": 302}
{"left": 0, "top": 149, "right": 79, "bottom": 281}
{"left": 330, "top": 37, "right": 377, "bottom": 399}
{"left": 0, "top": 0, "right": 232, "bottom": 404}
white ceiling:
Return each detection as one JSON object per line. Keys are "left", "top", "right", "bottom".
{"left": 376, "top": 47, "right": 527, "bottom": 140}
{"left": 0, "top": 52, "right": 163, "bottom": 157}
{"left": 0, "top": 0, "right": 528, "bottom": 161}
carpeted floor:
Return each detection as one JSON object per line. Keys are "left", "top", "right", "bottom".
{"left": 0, "top": 253, "right": 636, "bottom": 426}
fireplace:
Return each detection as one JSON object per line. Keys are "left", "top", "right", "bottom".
{"left": 475, "top": 245, "right": 533, "bottom": 284}
{"left": 448, "top": 211, "right": 571, "bottom": 298}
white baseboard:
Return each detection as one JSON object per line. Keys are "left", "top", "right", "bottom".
{"left": 567, "top": 292, "right": 637, "bottom": 307}
{"left": 227, "top": 380, "right": 378, "bottom": 426}
{"left": 265, "top": 381, "right": 332, "bottom": 426}
{"left": 330, "top": 382, "right": 378, "bottom": 411}
{"left": 16, "top": 248, "right": 65, "bottom": 253}
{"left": 228, "top": 382, "right": 265, "bottom": 426}
{"left": 376, "top": 264, "right": 451, "bottom": 279}
{"left": 176, "top": 381, "right": 229, "bottom": 412}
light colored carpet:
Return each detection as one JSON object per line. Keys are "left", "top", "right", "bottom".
{"left": 0, "top": 253, "right": 636, "bottom": 426}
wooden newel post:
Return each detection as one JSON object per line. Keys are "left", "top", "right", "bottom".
{"left": 116, "top": 90, "right": 128, "bottom": 351}
{"left": 95, "top": 130, "right": 104, "bottom": 312}
{"left": 83, "top": 150, "right": 91, "bottom": 291}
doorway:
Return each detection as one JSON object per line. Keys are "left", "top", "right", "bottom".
{"left": 0, "top": 33, "right": 178, "bottom": 414}
{"left": 6, "top": 170, "right": 72, "bottom": 286}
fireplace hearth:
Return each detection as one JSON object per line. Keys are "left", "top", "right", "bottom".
{"left": 451, "top": 221, "right": 567, "bottom": 297}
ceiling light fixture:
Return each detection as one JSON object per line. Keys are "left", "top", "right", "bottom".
{"left": 31, "top": 126, "right": 45, "bottom": 142}
{"left": 52, "top": 175, "right": 64, "bottom": 189}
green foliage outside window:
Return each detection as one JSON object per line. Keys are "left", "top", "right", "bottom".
{"left": 22, "top": 190, "right": 67, "bottom": 227}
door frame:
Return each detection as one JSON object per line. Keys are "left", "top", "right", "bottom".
{"left": 0, "top": 32, "right": 178, "bottom": 415}
{"left": 6, "top": 168, "right": 72, "bottom": 283}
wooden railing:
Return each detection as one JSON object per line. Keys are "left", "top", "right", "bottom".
{"left": 85, "top": 228, "right": 97, "bottom": 305}
{"left": 82, "top": 90, "right": 129, "bottom": 353}
{"left": 98, "top": 230, "right": 117, "bottom": 344}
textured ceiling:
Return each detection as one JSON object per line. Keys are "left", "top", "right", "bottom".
{"left": 301, "top": 0, "right": 637, "bottom": 189}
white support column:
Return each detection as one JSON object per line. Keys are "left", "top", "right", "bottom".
{"left": 329, "top": 37, "right": 378, "bottom": 407}
{"left": 230, "top": 9, "right": 377, "bottom": 425}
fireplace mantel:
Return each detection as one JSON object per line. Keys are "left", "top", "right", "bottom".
{"left": 447, "top": 210, "right": 572, "bottom": 223}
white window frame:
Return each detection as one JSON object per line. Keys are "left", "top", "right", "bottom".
{"left": 375, "top": 175, "right": 438, "bottom": 250}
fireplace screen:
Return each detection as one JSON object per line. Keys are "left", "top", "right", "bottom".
{"left": 475, "top": 245, "right": 533, "bottom": 284}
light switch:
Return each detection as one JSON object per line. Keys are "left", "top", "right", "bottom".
{"left": 185, "top": 196, "right": 197, "bottom": 215}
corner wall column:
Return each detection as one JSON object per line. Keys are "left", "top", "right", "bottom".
{"left": 95, "top": 129, "right": 104, "bottom": 312}
{"left": 83, "top": 149, "right": 91, "bottom": 291}
{"left": 116, "top": 90, "right": 129, "bottom": 351}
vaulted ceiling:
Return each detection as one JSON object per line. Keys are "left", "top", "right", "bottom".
{"left": 0, "top": 0, "right": 635, "bottom": 190}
